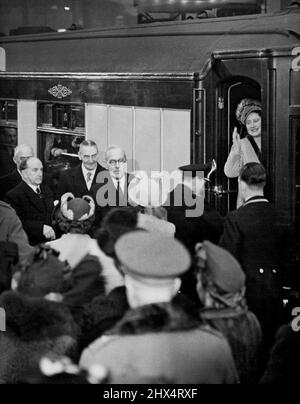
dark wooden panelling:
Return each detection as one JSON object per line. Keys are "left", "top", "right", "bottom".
{"left": 0, "top": 78, "right": 193, "bottom": 109}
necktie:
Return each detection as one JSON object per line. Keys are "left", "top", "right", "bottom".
{"left": 36, "top": 187, "right": 44, "bottom": 203}
{"left": 116, "top": 180, "right": 120, "bottom": 205}
{"left": 86, "top": 171, "right": 92, "bottom": 183}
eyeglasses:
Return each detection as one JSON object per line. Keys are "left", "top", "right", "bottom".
{"left": 108, "top": 158, "right": 126, "bottom": 166}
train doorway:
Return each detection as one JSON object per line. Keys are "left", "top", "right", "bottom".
{"left": 212, "top": 77, "right": 261, "bottom": 214}
{"left": 291, "top": 117, "right": 300, "bottom": 256}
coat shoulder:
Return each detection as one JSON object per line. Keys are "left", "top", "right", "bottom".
{"left": 0, "top": 201, "right": 15, "bottom": 211}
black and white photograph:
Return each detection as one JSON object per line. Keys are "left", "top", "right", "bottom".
{"left": 0, "top": 0, "right": 299, "bottom": 389}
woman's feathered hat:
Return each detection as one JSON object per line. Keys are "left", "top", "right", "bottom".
{"left": 53, "top": 193, "right": 95, "bottom": 233}
{"left": 236, "top": 98, "right": 262, "bottom": 126}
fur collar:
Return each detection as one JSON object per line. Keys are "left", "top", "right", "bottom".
{"left": 0, "top": 291, "right": 78, "bottom": 341}
{"left": 107, "top": 295, "right": 200, "bottom": 336}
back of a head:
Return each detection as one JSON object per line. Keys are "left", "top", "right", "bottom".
{"left": 97, "top": 208, "right": 138, "bottom": 257}
{"left": 101, "top": 207, "right": 138, "bottom": 229}
{"left": 17, "top": 245, "right": 70, "bottom": 297}
{"left": 239, "top": 163, "right": 266, "bottom": 188}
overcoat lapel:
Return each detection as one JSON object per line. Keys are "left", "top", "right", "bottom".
{"left": 21, "top": 182, "right": 45, "bottom": 213}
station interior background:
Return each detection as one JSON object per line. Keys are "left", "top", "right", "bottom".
{"left": 0, "top": 0, "right": 293, "bottom": 36}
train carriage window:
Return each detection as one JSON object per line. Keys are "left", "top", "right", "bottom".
{"left": 0, "top": 100, "right": 17, "bottom": 177}
{"left": 37, "top": 102, "right": 85, "bottom": 181}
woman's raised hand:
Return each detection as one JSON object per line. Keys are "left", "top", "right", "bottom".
{"left": 232, "top": 127, "right": 241, "bottom": 149}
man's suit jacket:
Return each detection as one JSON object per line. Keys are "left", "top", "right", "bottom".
{"left": 5, "top": 181, "right": 54, "bottom": 246}
{"left": 57, "top": 163, "right": 107, "bottom": 200}
{"left": 91, "top": 172, "right": 135, "bottom": 227}
{"left": 219, "top": 196, "right": 285, "bottom": 346}
{"left": 0, "top": 169, "right": 53, "bottom": 201}
{"left": 219, "top": 197, "right": 284, "bottom": 297}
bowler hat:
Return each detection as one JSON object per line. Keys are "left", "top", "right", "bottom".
{"left": 115, "top": 231, "right": 191, "bottom": 278}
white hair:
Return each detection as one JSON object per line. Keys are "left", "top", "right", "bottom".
{"left": 104, "top": 144, "right": 126, "bottom": 161}
{"left": 14, "top": 144, "right": 34, "bottom": 159}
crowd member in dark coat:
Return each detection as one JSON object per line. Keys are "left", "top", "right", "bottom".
{"left": 195, "top": 240, "right": 262, "bottom": 384}
{"left": 260, "top": 322, "right": 300, "bottom": 384}
{"left": 219, "top": 162, "right": 285, "bottom": 352}
{"left": 0, "top": 240, "right": 18, "bottom": 294}
{"left": 0, "top": 144, "right": 34, "bottom": 200}
{"left": 0, "top": 200, "right": 34, "bottom": 267}
{"left": 164, "top": 164, "right": 223, "bottom": 301}
{"left": 0, "top": 249, "right": 79, "bottom": 384}
{"left": 80, "top": 232, "right": 239, "bottom": 384}
{"left": 57, "top": 140, "right": 106, "bottom": 199}
{"left": 164, "top": 163, "right": 223, "bottom": 253}
{"left": 91, "top": 145, "right": 135, "bottom": 227}
{"left": 75, "top": 208, "right": 139, "bottom": 352}
{"left": 48, "top": 195, "right": 125, "bottom": 304}
{"left": 5, "top": 157, "right": 55, "bottom": 246}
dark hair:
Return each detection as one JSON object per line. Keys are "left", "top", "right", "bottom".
{"left": 240, "top": 162, "right": 266, "bottom": 187}
{"left": 101, "top": 207, "right": 138, "bottom": 229}
{"left": 97, "top": 208, "right": 138, "bottom": 257}
{"left": 79, "top": 139, "right": 97, "bottom": 149}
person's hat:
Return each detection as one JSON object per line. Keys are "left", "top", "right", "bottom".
{"left": 137, "top": 212, "right": 176, "bottom": 237}
{"left": 179, "top": 163, "right": 211, "bottom": 172}
{"left": 201, "top": 241, "right": 245, "bottom": 294}
{"left": 60, "top": 193, "right": 95, "bottom": 221}
{"left": 53, "top": 193, "right": 95, "bottom": 233}
{"left": 179, "top": 163, "right": 211, "bottom": 178}
{"left": 235, "top": 98, "right": 262, "bottom": 126}
{"left": 115, "top": 231, "right": 191, "bottom": 279}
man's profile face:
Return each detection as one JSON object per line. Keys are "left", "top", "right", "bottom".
{"left": 106, "top": 148, "right": 127, "bottom": 180}
{"left": 79, "top": 145, "right": 98, "bottom": 171}
{"left": 22, "top": 158, "right": 43, "bottom": 186}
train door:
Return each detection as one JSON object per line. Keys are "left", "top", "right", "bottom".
{"left": 211, "top": 77, "right": 261, "bottom": 215}
{"left": 291, "top": 116, "right": 300, "bottom": 265}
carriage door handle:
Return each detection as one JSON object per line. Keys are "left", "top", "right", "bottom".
{"left": 210, "top": 185, "right": 234, "bottom": 197}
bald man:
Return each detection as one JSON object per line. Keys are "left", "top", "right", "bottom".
{"left": 5, "top": 157, "right": 55, "bottom": 245}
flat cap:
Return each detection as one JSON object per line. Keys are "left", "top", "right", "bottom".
{"left": 115, "top": 231, "right": 191, "bottom": 278}
{"left": 202, "top": 241, "right": 245, "bottom": 294}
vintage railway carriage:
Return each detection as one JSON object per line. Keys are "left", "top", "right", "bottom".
{"left": 0, "top": 6, "right": 299, "bottom": 246}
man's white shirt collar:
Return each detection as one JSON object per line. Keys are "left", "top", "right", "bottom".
{"left": 26, "top": 183, "right": 40, "bottom": 194}
{"left": 82, "top": 165, "right": 97, "bottom": 189}
{"left": 111, "top": 175, "right": 126, "bottom": 192}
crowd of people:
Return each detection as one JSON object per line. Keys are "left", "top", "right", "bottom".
{"left": 0, "top": 99, "right": 298, "bottom": 384}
